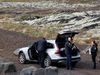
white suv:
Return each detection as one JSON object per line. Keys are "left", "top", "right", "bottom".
{"left": 14, "top": 31, "right": 81, "bottom": 67}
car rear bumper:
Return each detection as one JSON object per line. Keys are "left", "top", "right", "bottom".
{"left": 51, "top": 56, "right": 81, "bottom": 63}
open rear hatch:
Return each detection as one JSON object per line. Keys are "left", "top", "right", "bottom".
{"left": 55, "top": 31, "right": 79, "bottom": 57}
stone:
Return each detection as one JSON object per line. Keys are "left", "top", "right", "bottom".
{"left": 45, "top": 66, "right": 58, "bottom": 75}
{"left": 0, "top": 62, "right": 16, "bottom": 73}
{"left": 20, "top": 66, "right": 37, "bottom": 75}
{"left": 33, "top": 68, "right": 44, "bottom": 75}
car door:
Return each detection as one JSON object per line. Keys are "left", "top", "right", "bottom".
{"left": 28, "top": 42, "right": 38, "bottom": 60}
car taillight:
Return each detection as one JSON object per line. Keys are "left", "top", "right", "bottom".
{"left": 55, "top": 48, "right": 60, "bottom": 54}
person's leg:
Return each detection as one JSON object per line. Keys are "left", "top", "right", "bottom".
{"left": 94, "top": 53, "right": 97, "bottom": 69}
{"left": 67, "top": 61, "right": 70, "bottom": 69}
{"left": 38, "top": 53, "right": 41, "bottom": 64}
{"left": 39, "top": 52, "right": 45, "bottom": 68}
{"left": 69, "top": 57, "right": 73, "bottom": 70}
{"left": 91, "top": 53, "right": 96, "bottom": 69}
{"left": 67, "top": 55, "right": 73, "bottom": 70}
{"left": 66, "top": 56, "right": 70, "bottom": 70}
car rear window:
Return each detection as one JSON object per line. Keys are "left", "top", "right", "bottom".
{"left": 47, "top": 42, "right": 54, "bottom": 48}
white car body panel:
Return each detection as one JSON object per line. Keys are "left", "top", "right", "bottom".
{"left": 14, "top": 40, "right": 81, "bottom": 62}
{"left": 20, "top": 47, "right": 30, "bottom": 60}
{"left": 14, "top": 47, "right": 30, "bottom": 60}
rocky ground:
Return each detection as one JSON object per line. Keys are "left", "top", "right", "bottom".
{"left": 0, "top": 29, "right": 100, "bottom": 75}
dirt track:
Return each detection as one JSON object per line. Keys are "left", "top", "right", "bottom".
{"left": 0, "top": 29, "right": 40, "bottom": 71}
{"left": 0, "top": 29, "right": 100, "bottom": 75}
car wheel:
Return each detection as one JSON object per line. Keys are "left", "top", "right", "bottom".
{"left": 44, "top": 56, "right": 51, "bottom": 67}
{"left": 19, "top": 52, "right": 27, "bottom": 64}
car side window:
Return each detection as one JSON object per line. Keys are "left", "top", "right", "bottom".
{"left": 47, "top": 42, "right": 54, "bottom": 48}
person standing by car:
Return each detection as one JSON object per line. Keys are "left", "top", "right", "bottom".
{"left": 36, "top": 38, "right": 48, "bottom": 68}
{"left": 65, "top": 37, "right": 74, "bottom": 70}
{"left": 90, "top": 40, "right": 98, "bottom": 69}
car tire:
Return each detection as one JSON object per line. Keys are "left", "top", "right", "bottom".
{"left": 19, "top": 52, "right": 27, "bottom": 64}
{"left": 44, "top": 56, "right": 51, "bottom": 67}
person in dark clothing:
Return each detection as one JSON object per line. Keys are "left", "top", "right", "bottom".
{"left": 90, "top": 40, "right": 98, "bottom": 69}
{"left": 65, "top": 37, "right": 74, "bottom": 70}
{"left": 36, "top": 38, "right": 48, "bottom": 68}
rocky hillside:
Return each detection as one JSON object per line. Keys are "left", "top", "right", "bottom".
{"left": 0, "top": 1, "right": 100, "bottom": 43}
{"left": 0, "top": 1, "right": 97, "bottom": 9}
{"left": 0, "top": 1, "right": 100, "bottom": 14}
{"left": 21, "top": 11, "right": 100, "bottom": 40}
{"left": 0, "top": 0, "right": 99, "bottom": 3}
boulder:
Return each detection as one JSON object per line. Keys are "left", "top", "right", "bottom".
{"left": 33, "top": 68, "right": 44, "bottom": 75}
{"left": 20, "top": 66, "right": 58, "bottom": 75}
{"left": 20, "top": 66, "right": 37, "bottom": 75}
{"left": 45, "top": 66, "right": 58, "bottom": 75}
{"left": 0, "top": 62, "right": 16, "bottom": 73}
